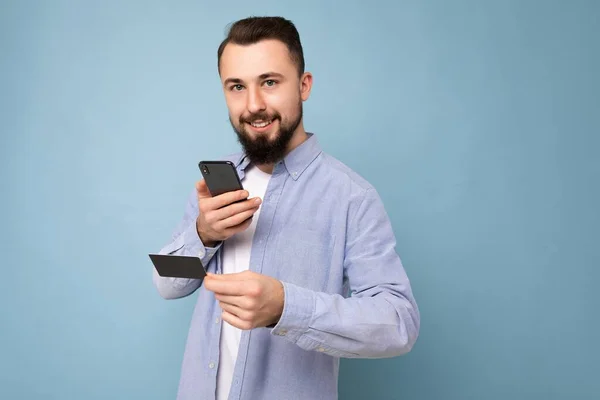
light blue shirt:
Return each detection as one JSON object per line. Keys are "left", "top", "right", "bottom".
{"left": 153, "top": 133, "right": 420, "bottom": 400}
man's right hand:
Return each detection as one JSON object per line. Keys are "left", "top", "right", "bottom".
{"left": 195, "top": 179, "right": 262, "bottom": 247}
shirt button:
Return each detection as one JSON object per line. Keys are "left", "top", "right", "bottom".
{"left": 292, "top": 172, "right": 298, "bottom": 177}
{"left": 209, "top": 362, "right": 215, "bottom": 369}
{"left": 317, "top": 347, "right": 326, "bottom": 352}
{"left": 215, "top": 317, "right": 220, "bottom": 324}
{"left": 277, "top": 329, "right": 287, "bottom": 336}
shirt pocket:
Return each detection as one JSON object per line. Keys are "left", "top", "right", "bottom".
{"left": 270, "top": 229, "right": 336, "bottom": 292}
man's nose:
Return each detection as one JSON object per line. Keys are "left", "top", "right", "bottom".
{"left": 246, "top": 86, "right": 266, "bottom": 114}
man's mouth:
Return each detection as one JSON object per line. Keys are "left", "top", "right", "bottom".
{"left": 248, "top": 119, "right": 275, "bottom": 129}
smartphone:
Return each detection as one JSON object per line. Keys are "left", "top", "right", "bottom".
{"left": 198, "top": 160, "right": 245, "bottom": 197}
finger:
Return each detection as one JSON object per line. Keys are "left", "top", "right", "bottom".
{"left": 204, "top": 278, "right": 247, "bottom": 295}
{"left": 222, "top": 215, "right": 254, "bottom": 236}
{"left": 214, "top": 208, "right": 259, "bottom": 231}
{"left": 211, "top": 198, "right": 262, "bottom": 222}
{"left": 221, "top": 310, "right": 253, "bottom": 330}
{"left": 215, "top": 293, "right": 248, "bottom": 308}
{"left": 207, "top": 270, "right": 252, "bottom": 281}
{"left": 219, "top": 301, "right": 251, "bottom": 320}
{"left": 196, "top": 179, "right": 211, "bottom": 198}
{"left": 205, "top": 189, "right": 250, "bottom": 210}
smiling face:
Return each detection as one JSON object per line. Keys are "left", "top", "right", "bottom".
{"left": 219, "top": 39, "right": 313, "bottom": 165}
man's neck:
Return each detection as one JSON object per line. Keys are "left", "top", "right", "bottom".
{"left": 255, "top": 128, "right": 308, "bottom": 174}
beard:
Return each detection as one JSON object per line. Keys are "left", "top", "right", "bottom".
{"left": 230, "top": 102, "right": 303, "bottom": 165}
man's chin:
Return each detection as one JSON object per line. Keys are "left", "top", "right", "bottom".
{"left": 240, "top": 127, "right": 280, "bottom": 143}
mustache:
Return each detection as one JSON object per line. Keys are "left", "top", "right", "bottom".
{"left": 239, "top": 111, "right": 280, "bottom": 124}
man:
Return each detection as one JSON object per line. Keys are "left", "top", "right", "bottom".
{"left": 153, "top": 16, "right": 420, "bottom": 400}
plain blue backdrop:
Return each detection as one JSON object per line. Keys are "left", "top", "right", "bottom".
{"left": 1, "top": 1, "right": 598, "bottom": 399}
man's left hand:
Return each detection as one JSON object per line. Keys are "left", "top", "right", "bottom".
{"left": 203, "top": 270, "right": 284, "bottom": 330}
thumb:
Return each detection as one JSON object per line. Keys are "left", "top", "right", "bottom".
{"left": 196, "top": 179, "right": 212, "bottom": 198}
{"left": 208, "top": 271, "right": 250, "bottom": 281}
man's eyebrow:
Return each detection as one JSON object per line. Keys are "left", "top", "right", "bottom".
{"left": 258, "top": 72, "right": 285, "bottom": 80}
{"left": 223, "top": 72, "right": 285, "bottom": 86}
{"left": 223, "top": 77, "right": 243, "bottom": 86}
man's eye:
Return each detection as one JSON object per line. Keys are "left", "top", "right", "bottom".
{"left": 232, "top": 84, "right": 244, "bottom": 91}
{"left": 265, "top": 80, "right": 277, "bottom": 87}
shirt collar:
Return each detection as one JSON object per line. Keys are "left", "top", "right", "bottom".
{"left": 234, "top": 133, "right": 322, "bottom": 181}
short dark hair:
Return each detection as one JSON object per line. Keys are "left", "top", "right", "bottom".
{"left": 217, "top": 16, "right": 305, "bottom": 76}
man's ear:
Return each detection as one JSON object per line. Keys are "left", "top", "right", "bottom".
{"left": 300, "top": 72, "right": 313, "bottom": 101}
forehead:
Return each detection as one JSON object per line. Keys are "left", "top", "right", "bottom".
{"left": 220, "top": 39, "right": 295, "bottom": 80}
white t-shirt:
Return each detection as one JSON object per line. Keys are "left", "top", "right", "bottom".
{"left": 216, "top": 163, "right": 271, "bottom": 400}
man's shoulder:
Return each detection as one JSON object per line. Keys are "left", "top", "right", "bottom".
{"left": 213, "top": 148, "right": 376, "bottom": 193}
{"left": 317, "top": 151, "right": 374, "bottom": 193}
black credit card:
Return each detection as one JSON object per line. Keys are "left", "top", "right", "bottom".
{"left": 149, "top": 254, "right": 207, "bottom": 280}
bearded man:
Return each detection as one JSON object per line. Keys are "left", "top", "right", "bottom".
{"left": 153, "top": 15, "right": 420, "bottom": 400}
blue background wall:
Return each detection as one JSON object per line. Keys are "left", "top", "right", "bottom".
{"left": 1, "top": 1, "right": 598, "bottom": 399}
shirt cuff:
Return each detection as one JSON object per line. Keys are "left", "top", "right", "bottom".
{"left": 270, "top": 281, "right": 316, "bottom": 343}
{"left": 182, "top": 221, "right": 221, "bottom": 266}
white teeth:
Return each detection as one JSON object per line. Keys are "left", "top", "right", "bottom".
{"left": 250, "top": 119, "right": 272, "bottom": 128}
